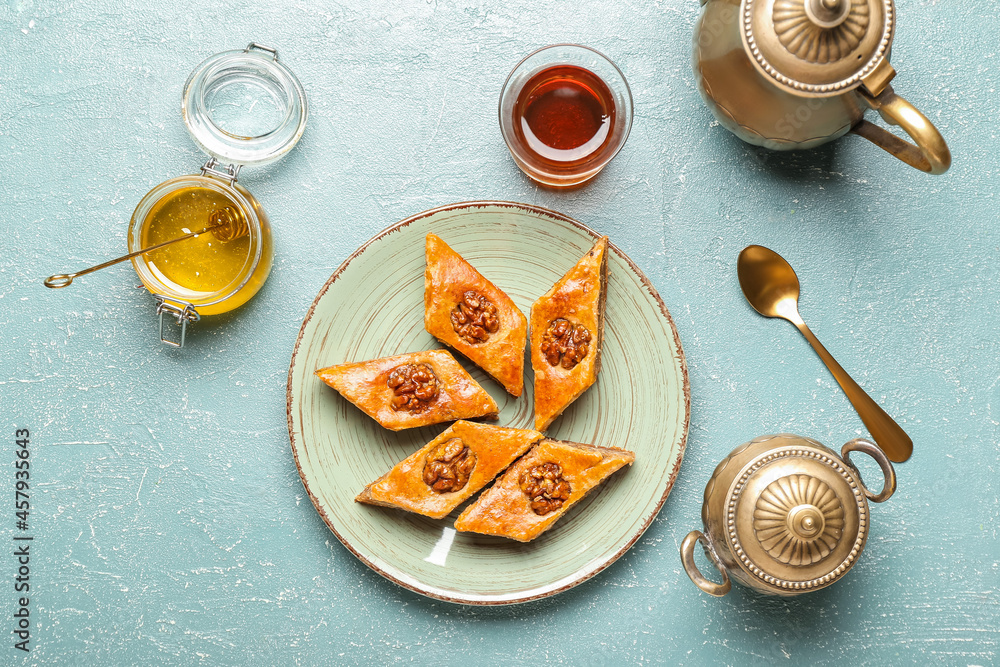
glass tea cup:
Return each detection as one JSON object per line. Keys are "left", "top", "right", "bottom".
{"left": 499, "top": 44, "right": 633, "bottom": 188}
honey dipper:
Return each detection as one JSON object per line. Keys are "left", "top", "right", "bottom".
{"left": 44, "top": 206, "right": 248, "bottom": 289}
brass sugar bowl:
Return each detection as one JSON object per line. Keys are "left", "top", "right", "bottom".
{"left": 693, "top": 0, "right": 950, "bottom": 174}
{"left": 680, "top": 434, "right": 896, "bottom": 597}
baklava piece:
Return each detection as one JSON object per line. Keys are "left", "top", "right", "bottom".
{"left": 424, "top": 233, "right": 528, "bottom": 397}
{"left": 315, "top": 349, "right": 498, "bottom": 431}
{"left": 356, "top": 421, "right": 544, "bottom": 519}
{"left": 530, "top": 236, "right": 609, "bottom": 431}
{"left": 454, "top": 437, "right": 634, "bottom": 542}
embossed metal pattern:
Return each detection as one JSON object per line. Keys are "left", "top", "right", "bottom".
{"left": 742, "top": 0, "right": 895, "bottom": 94}
{"left": 753, "top": 474, "right": 845, "bottom": 565}
{"left": 725, "top": 447, "right": 868, "bottom": 591}
{"left": 773, "top": 0, "right": 869, "bottom": 64}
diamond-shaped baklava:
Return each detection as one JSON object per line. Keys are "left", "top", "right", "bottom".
{"left": 424, "top": 233, "right": 528, "bottom": 397}
{"left": 530, "top": 236, "right": 609, "bottom": 431}
{"left": 356, "top": 421, "right": 544, "bottom": 519}
{"left": 454, "top": 437, "right": 634, "bottom": 542}
{"left": 315, "top": 349, "right": 498, "bottom": 431}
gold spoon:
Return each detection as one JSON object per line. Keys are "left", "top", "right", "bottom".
{"left": 737, "top": 244, "right": 913, "bottom": 463}
{"left": 44, "top": 206, "right": 247, "bottom": 289}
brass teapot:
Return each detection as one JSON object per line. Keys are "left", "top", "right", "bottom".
{"left": 680, "top": 434, "right": 895, "bottom": 597}
{"left": 693, "top": 0, "right": 950, "bottom": 174}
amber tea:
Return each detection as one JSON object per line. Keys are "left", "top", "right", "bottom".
{"left": 511, "top": 65, "right": 616, "bottom": 167}
{"left": 499, "top": 45, "right": 632, "bottom": 187}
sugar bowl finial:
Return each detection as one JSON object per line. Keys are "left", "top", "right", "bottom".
{"left": 804, "top": 0, "right": 853, "bottom": 28}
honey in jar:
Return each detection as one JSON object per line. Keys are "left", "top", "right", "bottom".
{"left": 129, "top": 172, "right": 273, "bottom": 320}
{"left": 127, "top": 43, "right": 305, "bottom": 346}
{"left": 143, "top": 188, "right": 252, "bottom": 296}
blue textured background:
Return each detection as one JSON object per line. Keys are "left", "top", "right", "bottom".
{"left": 1, "top": 0, "right": 997, "bottom": 663}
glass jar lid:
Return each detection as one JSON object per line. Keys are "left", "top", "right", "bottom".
{"left": 182, "top": 43, "right": 308, "bottom": 166}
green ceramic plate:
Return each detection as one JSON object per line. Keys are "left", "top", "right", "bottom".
{"left": 287, "top": 201, "right": 690, "bottom": 604}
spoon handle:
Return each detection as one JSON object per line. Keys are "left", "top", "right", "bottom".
{"left": 794, "top": 321, "right": 913, "bottom": 463}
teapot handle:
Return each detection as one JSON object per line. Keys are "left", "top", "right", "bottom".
{"left": 842, "top": 438, "right": 897, "bottom": 503}
{"left": 680, "top": 530, "right": 732, "bottom": 597}
{"left": 851, "top": 85, "right": 951, "bottom": 175}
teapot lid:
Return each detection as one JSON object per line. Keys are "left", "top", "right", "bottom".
{"left": 741, "top": 0, "right": 895, "bottom": 95}
{"left": 724, "top": 435, "right": 870, "bottom": 592}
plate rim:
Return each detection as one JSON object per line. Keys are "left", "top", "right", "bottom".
{"left": 285, "top": 200, "right": 691, "bottom": 605}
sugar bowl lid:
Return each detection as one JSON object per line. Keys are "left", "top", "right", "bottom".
{"left": 724, "top": 435, "right": 874, "bottom": 593}
{"left": 741, "top": 0, "right": 895, "bottom": 95}
{"left": 182, "top": 43, "right": 308, "bottom": 166}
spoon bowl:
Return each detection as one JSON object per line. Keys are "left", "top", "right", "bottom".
{"left": 737, "top": 245, "right": 913, "bottom": 463}
{"left": 737, "top": 244, "right": 803, "bottom": 322}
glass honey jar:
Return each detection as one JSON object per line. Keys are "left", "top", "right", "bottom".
{"left": 128, "top": 43, "right": 307, "bottom": 347}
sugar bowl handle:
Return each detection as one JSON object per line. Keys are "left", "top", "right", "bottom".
{"left": 842, "top": 438, "right": 897, "bottom": 503}
{"left": 852, "top": 85, "right": 951, "bottom": 176}
{"left": 680, "top": 530, "right": 732, "bottom": 597}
